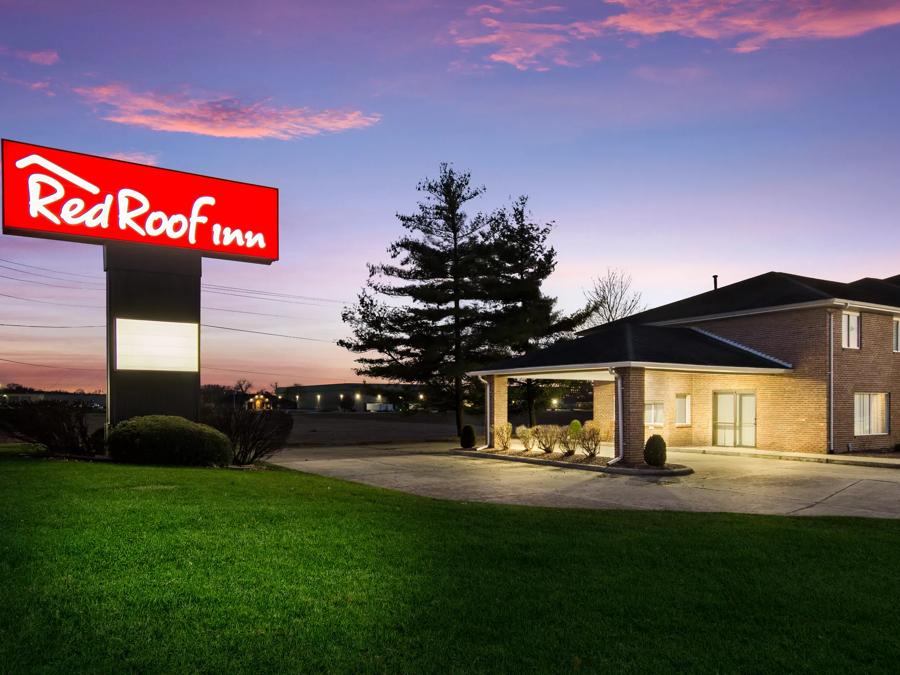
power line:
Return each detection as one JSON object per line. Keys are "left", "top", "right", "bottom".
{"left": 201, "top": 324, "right": 335, "bottom": 342}
{"left": 0, "top": 320, "right": 337, "bottom": 343}
{"left": 0, "top": 323, "right": 104, "bottom": 328}
{"left": 0, "top": 356, "right": 104, "bottom": 371}
{"left": 0, "top": 257, "right": 101, "bottom": 279}
{"left": 0, "top": 291, "right": 103, "bottom": 309}
{"left": 202, "top": 283, "right": 350, "bottom": 304}
{"left": 0, "top": 272, "right": 102, "bottom": 291}
{"left": 0, "top": 263, "right": 105, "bottom": 287}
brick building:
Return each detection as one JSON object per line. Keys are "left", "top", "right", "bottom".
{"left": 471, "top": 272, "right": 900, "bottom": 464}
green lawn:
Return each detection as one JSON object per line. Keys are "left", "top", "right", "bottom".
{"left": 1, "top": 453, "right": 899, "bottom": 673}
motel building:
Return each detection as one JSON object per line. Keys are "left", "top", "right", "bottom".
{"left": 472, "top": 271, "right": 900, "bottom": 464}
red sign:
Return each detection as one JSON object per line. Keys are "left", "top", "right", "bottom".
{"left": 1, "top": 139, "right": 278, "bottom": 263}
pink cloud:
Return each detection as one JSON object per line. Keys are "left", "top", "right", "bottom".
{"left": 604, "top": 0, "right": 900, "bottom": 53}
{"left": 453, "top": 1, "right": 900, "bottom": 70}
{"left": 0, "top": 74, "right": 54, "bottom": 96}
{"left": 0, "top": 45, "right": 59, "bottom": 65}
{"left": 73, "top": 83, "right": 381, "bottom": 140}
{"left": 106, "top": 151, "right": 160, "bottom": 166}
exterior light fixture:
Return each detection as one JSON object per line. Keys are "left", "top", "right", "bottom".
{"left": 551, "top": 398, "right": 559, "bottom": 408}
{"left": 419, "top": 393, "right": 425, "bottom": 400}
{"left": 355, "top": 393, "right": 361, "bottom": 400}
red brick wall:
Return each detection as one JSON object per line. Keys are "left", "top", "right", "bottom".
{"left": 832, "top": 311, "right": 900, "bottom": 452}
{"left": 616, "top": 367, "right": 646, "bottom": 464}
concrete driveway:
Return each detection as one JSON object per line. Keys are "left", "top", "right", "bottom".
{"left": 270, "top": 444, "right": 900, "bottom": 519}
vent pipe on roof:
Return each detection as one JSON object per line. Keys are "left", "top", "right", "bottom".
{"left": 713, "top": 274, "right": 718, "bottom": 290}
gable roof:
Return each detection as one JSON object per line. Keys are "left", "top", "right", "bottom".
{"left": 580, "top": 271, "right": 900, "bottom": 334}
{"left": 471, "top": 322, "right": 789, "bottom": 376}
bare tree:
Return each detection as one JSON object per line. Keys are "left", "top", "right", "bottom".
{"left": 582, "top": 268, "right": 644, "bottom": 327}
{"left": 234, "top": 379, "right": 253, "bottom": 394}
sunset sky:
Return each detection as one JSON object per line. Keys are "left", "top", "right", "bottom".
{"left": 2, "top": 0, "right": 900, "bottom": 391}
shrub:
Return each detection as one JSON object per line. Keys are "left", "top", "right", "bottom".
{"left": 580, "top": 420, "right": 602, "bottom": 458}
{"left": 644, "top": 434, "right": 667, "bottom": 467}
{"left": 516, "top": 425, "right": 536, "bottom": 452}
{"left": 108, "top": 415, "right": 232, "bottom": 466}
{"left": 559, "top": 420, "right": 582, "bottom": 456}
{"left": 0, "top": 401, "right": 92, "bottom": 455}
{"left": 460, "top": 425, "right": 476, "bottom": 449}
{"left": 534, "top": 425, "right": 561, "bottom": 453}
{"left": 203, "top": 408, "right": 293, "bottom": 465}
{"left": 493, "top": 422, "right": 512, "bottom": 451}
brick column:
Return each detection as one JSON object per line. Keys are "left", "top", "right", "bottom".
{"left": 486, "top": 375, "right": 508, "bottom": 448}
{"left": 615, "top": 367, "right": 645, "bottom": 464}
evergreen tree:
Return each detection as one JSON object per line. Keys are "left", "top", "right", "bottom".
{"left": 478, "top": 197, "right": 595, "bottom": 426}
{"left": 339, "top": 164, "right": 493, "bottom": 433}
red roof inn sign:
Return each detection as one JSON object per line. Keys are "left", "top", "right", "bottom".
{"left": 2, "top": 139, "right": 278, "bottom": 263}
{"left": 1, "top": 139, "right": 280, "bottom": 428}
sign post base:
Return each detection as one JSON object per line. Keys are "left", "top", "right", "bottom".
{"left": 105, "top": 244, "right": 202, "bottom": 430}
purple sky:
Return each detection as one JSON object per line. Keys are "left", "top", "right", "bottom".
{"left": 2, "top": 0, "right": 900, "bottom": 391}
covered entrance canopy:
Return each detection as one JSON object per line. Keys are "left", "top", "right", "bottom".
{"left": 469, "top": 322, "right": 791, "bottom": 465}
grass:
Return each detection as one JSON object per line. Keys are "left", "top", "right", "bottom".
{"left": 1, "top": 452, "right": 899, "bottom": 673}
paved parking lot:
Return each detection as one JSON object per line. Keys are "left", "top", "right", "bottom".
{"left": 271, "top": 444, "right": 900, "bottom": 519}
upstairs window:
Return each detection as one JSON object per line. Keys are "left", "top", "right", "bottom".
{"left": 854, "top": 393, "right": 888, "bottom": 436}
{"left": 842, "top": 311, "right": 860, "bottom": 349}
{"left": 675, "top": 394, "right": 692, "bottom": 425}
{"left": 644, "top": 401, "right": 664, "bottom": 427}
{"left": 893, "top": 318, "right": 900, "bottom": 353}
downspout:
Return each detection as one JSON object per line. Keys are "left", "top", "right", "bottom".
{"left": 478, "top": 375, "right": 490, "bottom": 449}
{"left": 608, "top": 368, "right": 624, "bottom": 466}
{"left": 827, "top": 309, "right": 834, "bottom": 453}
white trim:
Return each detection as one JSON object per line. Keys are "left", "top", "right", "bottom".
{"left": 647, "top": 298, "right": 900, "bottom": 327}
{"left": 690, "top": 327, "right": 793, "bottom": 368}
{"left": 468, "top": 361, "right": 790, "bottom": 378}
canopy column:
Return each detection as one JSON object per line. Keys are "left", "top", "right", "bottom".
{"left": 485, "top": 374, "right": 508, "bottom": 448}
{"left": 614, "top": 367, "right": 645, "bottom": 464}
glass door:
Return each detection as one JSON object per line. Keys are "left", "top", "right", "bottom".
{"left": 713, "top": 392, "right": 735, "bottom": 446}
{"left": 713, "top": 392, "right": 757, "bottom": 447}
{"left": 738, "top": 393, "right": 757, "bottom": 447}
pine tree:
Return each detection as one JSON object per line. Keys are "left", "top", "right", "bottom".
{"left": 478, "top": 197, "right": 594, "bottom": 426}
{"left": 339, "top": 164, "right": 494, "bottom": 433}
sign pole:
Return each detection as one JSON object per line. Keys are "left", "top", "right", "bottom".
{"left": 105, "top": 244, "right": 202, "bottom": 430}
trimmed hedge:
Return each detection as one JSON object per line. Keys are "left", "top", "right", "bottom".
{"left": 108, "top": 415, "right": 233, "bottom": 466}
{"left": 644, "top": 434, "right": 667, "bottom": 467}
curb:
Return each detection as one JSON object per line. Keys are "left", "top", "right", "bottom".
{"left": 449, "top": 449, "right": 693, "bottom": 477}
{"left": 672, "top": 447, "right": 900, "bottom": 470}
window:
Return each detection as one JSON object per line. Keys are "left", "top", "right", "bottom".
{"left": 644, "top": 401, "right": 664, "bottom": 426}
{"left": 893, "top": 318, "right": 900, "bottom": 352}
{"left": 854, "top": 393, "right": 888, "bottom": 436}
{"left": 842, "top": 311, "right": 860, "bottom": 349}
{"left": 675, "top": 394, "right": 692, "bottom": 425}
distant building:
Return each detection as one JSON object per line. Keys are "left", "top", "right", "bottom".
{"left": 0, "top": 389, "right": 105, "bottom": 408}
{"left": 276, "top": 383, "right": 426, "bottom": 412}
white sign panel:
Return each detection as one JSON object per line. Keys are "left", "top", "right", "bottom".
{"left": 115, "top": 318, "right": 199, "bottom": 372}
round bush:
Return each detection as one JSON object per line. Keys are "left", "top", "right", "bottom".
{"left": 644, "top": 434, "right": 667, "bottom": 467}
{"left": 460, "top": 424, "right": 477, "bottom": 449}
{"left": 568, "top": 419, "right": 582, "bottom": 438}
{"left": 108, "top": 415, "right": 233, "bottom": 466}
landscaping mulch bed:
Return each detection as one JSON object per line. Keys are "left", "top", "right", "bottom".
{"left": 488, "top": 448, "right": 611, "bottom": 465}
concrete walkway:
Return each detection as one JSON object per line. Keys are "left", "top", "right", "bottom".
{"left": 271, "top": 443, "right": 900, "bottom": 519}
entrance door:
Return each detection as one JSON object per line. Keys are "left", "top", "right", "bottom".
{"left": 713, "top": 392, "right": 757, "bottom": 447}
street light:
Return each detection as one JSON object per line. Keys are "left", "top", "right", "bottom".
{"left": 551, "top": 398, "right": 559, "bottom": 409}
